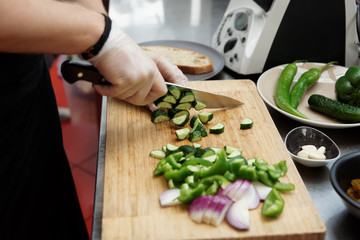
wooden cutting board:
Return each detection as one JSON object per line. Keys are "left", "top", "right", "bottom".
{"left": 101, "top": 80, "right": 326, "bottom": 240}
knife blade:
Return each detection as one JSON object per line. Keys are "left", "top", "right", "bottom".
{"left": 60, "top": 60, "right": 243, "bottom": 108}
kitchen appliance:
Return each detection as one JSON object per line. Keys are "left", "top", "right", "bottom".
{"left": 212, "top": 0, "right": 359, "bottom": 75}
{"left": 60, "top": 60, "right": 243, "bottom": 108}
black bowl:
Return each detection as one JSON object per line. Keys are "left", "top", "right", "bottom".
{"left": 330, "top": 151, "right": 360, "bottom": 218}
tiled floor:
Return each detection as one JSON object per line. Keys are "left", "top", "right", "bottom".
{"left": 50, "top": 56, "right": 99, "bottom": 238}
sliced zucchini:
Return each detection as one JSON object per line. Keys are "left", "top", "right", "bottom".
{"left": 155, "top": 101, "right": 172, "bottom": 109}
{"left": 168, "top": 109, "right": 189, "bottom": 119}
{"left": 174, "top": 102, "right": 192, "bottom": 110}
{"left": 179, "top": 91, "right": 195, "bottom": 103}
{"left": 198, "top": 112, "right": 213, "bottom": 124}
{"left": 209, "top": 123, "right": 225, "bottom": 134}
{"left": 224, "top": 146, "right": 239, "bottom": 154}
{"left": 166, "top": 143, "right": 179, "bottom": 152}
{"left": 240, "top": 118, "right": 253, "bottom": 130}
{"left": 178, "top": 145, "right": 196, "bottom": 155}
{"left": 171, "top": 114, "right": 190, "bottom": 126}
{"left": 162, "top": 93, "right": 177, "bottom": 104}
{"left": 167, "top": 85, "right": 181, "bottom": 100}
{"left": 199, "top": 147, "right": 216, "bottom": 158}
{"left": 189, "top": 116, "right": 199, "bottom": 128}
{"left": 193, "top": 142, "right": 202, "bottom": 149}
{"left": 149, "top": 150, "right": 166, "bottom": 159}
{"left": 190, "top": 120, "right": 207, "bottom": 137}
{"left": 193, "top": 99, "right": 207, "bottom": 110}
{"left": 203, "top": 154, "right": 217, "bottom": 163}
{"left": 188, "top": 130, "right": 202, "bottom": 142}
{"left": 151, "top": 109, "right": 170, "bottom": 123}
{"left": 175, "top": 128, "right": 191, "bottom": 140}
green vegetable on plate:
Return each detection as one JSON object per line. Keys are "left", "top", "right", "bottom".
{"left": 335, "top": 65, "right": 360, "bottom": 107}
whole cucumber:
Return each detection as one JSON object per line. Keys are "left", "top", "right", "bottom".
{"left": 308, "top": 94, "right": 360, "bottom": 123}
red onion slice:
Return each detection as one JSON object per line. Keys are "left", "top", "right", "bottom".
{"left": 226, "top": 200, "right": 250, "bottom": 230}
{"left": 189, "top": 195, "right": 213, "bottom": 223}
{"left": 251, "top": 181, "right": 272, "bottom": 201}
{"left": 159, "top": 189, "right": 181, "bottom": 207}
{"left": 240, "top": 184, "right": 260, "bottom": 209}
{"left": 210, "top": 195, "right": 233, "bottom": 226}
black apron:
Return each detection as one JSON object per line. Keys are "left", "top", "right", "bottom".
{"left": 0, "top": 53, "right": 89, "bottom": 240}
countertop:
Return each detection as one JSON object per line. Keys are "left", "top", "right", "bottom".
{"left": 92, "top": 1, "right": 360, "bottom": 239}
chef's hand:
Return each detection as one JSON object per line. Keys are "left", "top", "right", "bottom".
{"left": 90, "top": 21, "right": 168, "bottom": 106}
{"left": 147, "top": 55, "right": 188, "bottom": 112}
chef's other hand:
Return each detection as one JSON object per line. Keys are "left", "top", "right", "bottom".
{"left": 90, "top": 20, "right": 167, "bottom": 106}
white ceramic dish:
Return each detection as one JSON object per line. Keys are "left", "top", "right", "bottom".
{"left": 284, "top": 126, "right": 341, "bottom": 167}
{"left": 257, "top": 62, "right": 360, "bottom": 129}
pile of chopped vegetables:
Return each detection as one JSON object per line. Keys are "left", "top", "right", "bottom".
{"left": 150, "top": 144, "right": 295, "bottom": 230}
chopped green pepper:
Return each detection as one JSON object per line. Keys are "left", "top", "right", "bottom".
{"left": 274, "top": 181, "right": 295, "bottom": 191}
{"left": 177, "top": 183, "right": 206, "bottom": 203}
{"left": 238, "top": 165, "right": 258, "bottom": 181}
{"left": 164, "top": 166, "right": 193, "bottom": 182}
{"left": 199, "top": 149, "right": 227, "bottom": 178}
{"left": 261, "top": 188, "right": 285, "bottom": 217}
{"left": 199, "top": 175, "right": 230, "bottom": 189}
{"left": 257, "top": 170, "right": 276, "bottom": 187}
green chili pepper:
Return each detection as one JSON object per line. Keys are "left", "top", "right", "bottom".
{"left": 199, "top": 149, "right": 227, "bottom": 178}
{"left": 261, "top": 188, "right": 285, "bottom": 217}
{"left": 289, "top": 61, "right": 337, "bottom": 108}
{"left": 274, "top": 60, "right": 308, "bottom": 119}
{"left": 274, "top": 181, "right": 295, "bottom": 191}
{"left": 177, "top": 183, "right": 206, "bottom": 203}
{"left": 335, "top": 65, "right": 360, "bottom": 107}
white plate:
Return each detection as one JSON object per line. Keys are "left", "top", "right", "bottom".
{"left": 257, "top": 62, "right": 360, "bottom": 129}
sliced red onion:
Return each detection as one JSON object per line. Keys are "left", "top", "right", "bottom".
{"left": 239, "top": 184, "right": 260, "bottom": 209}
{"left": 226, "top": 200, "right": 250, "bottom": 230}
{"left": 202, "top": 195, "right": 221, "bottom": 224}
{"left": 252, "top": 181, "right": 272, "bottom": 201}
{"left": 222, "top": 179, "right": 244, "bottom": 199}
{"left": 189, "top": 195, "right": 213, "bottom": 223}
{"left": 159, "top": 189, "right": 181, "bottom": 207}
{"left": 210, "top": 195, "right": 233, "bottom": 226}
{"left": 232, "top": 180, "right": 251, "bottom": 201}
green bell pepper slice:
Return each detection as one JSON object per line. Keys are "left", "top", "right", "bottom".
{"left": 261, "top": 188, "right": 285, "bottom": 217}
{"left": 199, "top": 149, "right": 227, "bottom": 178}
{"left": 177, "top": 183, "right": 206, "bottom": 203}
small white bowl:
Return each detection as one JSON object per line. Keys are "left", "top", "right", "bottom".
{"left": 284, "top": 126, "right": 341, "bottom": 167}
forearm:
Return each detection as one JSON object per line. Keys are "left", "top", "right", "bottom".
{"left": 0, "top": 0, "right": 104, "bottom": 55}
{"left": 64, "top": 0, "right": 107, "bottom": 14}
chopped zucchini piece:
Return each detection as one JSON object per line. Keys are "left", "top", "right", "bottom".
{"left": 198, "top": 147, "right": 216, "bottom": 158}
{"left": 190, "top": 120, "right": 207, "bottom": 137}
{"left": 193, "top": 99, "right": 207, "bottom": 110}
{"left": 203, "top": 154, "right": 217, "bottom": 162}
{"left": 193, "top": 142, "right": 202, "bottom": 149}
{"left": 209, "top": 123, "right": 225, "bottom": 134}
{"left": 240, "top": 118, "right": 254, "bottom": 129}
{"left": 162, "top": 93, "right": 177, "bottom": 104}
{"left": 174, "top": 102, "right": 192, "bottom": 110}
{"left": 168, "top": 109, "right": 189, "bottom": 119}
{"left": 178, "top": 145, "right": 197, "bottom": 155}
{"left": 225, "top": 146, "right": 239, "bottom": 154}
{"left": 189, "top": 116, "right": 199, "bottom": 128}
{"left": 171, "top": 114, "right": 189, "bottom": 126}
{"left": 149, "top": 150, "right": 166, "bottom": 159}
{"left": 166, "top": 143, "right": 179, "bottom": 152}
{"left": 167, "top": 85, "right": 181, "bottom": 100}
{"left": 188, "top": 130, "right": 202, "bottom": 142}
{"left": 155, "top": 101, "right": 172, "bottom": 109}
{"left": 179, "top": 91, "right": 195, "bottom": 103}
{"left": 198, "top": 112, "right": 213, "bottom": 124}
{"left": 175, "top": 128, "right": 191, "bottom": 140}
{"left": 151, "top": 109, "right": 170, "bottom": 123}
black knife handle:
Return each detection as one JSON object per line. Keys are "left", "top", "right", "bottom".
{"left": 60, "top": 60, "right": 110, "bottom": 85}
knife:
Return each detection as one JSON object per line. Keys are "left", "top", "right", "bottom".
{"left": 60, "top": 60, "right": 243, "bottom": 108}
